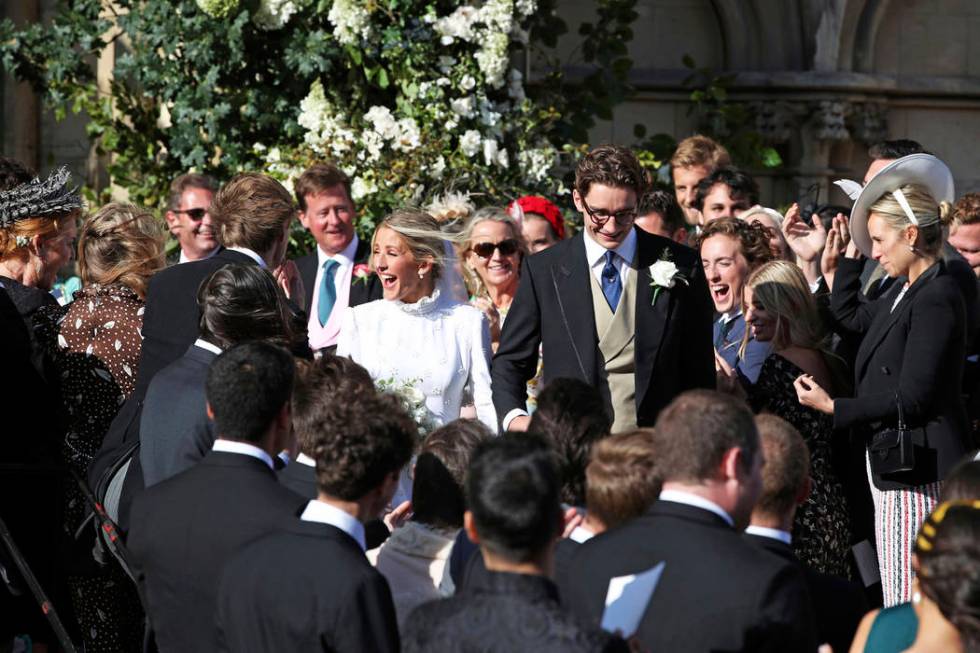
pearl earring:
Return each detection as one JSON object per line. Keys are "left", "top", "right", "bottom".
{"left": 912, "top": 590, "right": 922, "bottom": 605}
{"left": 418, "top": 269, "right": 425, "bottom": 279}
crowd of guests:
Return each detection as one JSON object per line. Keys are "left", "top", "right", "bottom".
{"left": 1, "top": 132, "right": 979, "bottom": 653}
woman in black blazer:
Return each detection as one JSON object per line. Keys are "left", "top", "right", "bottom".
{"left": 795, "top": 154, "right": 970, "bottom": 606}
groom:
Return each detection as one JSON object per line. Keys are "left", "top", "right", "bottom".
{"left": 493, "top": 145, "right": 714, "bottom": 432}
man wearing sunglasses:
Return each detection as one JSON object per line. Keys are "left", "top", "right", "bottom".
{"left": 492, "top": 144, "right": 715, "bottom": 433}
{"left": 165, "top": 173, "right": 220, "bottom": 264}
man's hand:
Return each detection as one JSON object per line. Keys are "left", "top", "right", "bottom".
{"left": 507, "top": 415, "right": 531, "bottom": 432}
{"left": 820, "top": 213, "right": 851, "bottom": 291}
{"left": 384, "top": 500, "right": 413, "bottom": 532}
{"left": 782, "top": 203, "right": 828, "bottom": 263}
{"left": 273, "top": 259, "right": 306, "bottom": 311}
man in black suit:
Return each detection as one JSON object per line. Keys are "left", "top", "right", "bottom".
{"left": 292, "top": 163, "right": 382, "bottom": 355}
{"left": 745, "top": 414, "right": 867, "bottom": 653}
{"left": 493, "top": 145, "right": 713, "bottom": 433}
{"left": 215, "top": 372, "right": 416, "bottom": 652}
{"left": 403, "top": 435, "right": 627, "bottom": 653}
{"left": 127, "top": 342, "right": 305, "bottom": 653}
{"left": 141, "top": 264, "right": 297, "bottom": 486}
{"left": 562, "top": 390, "right": 818, "bottom": 652}
{"left": 136, "top": 172, "right": 297, "bottom": 391}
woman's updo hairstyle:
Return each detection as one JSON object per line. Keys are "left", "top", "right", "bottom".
{"left": 915, "top": 501, "right": 980, "bottom": 652}
{"left": 372, "top": 209, "right": 446, "bottom": 282}
{"left": 868, "top": 183, "right": 954, "bottom": 257}
{"left": 78, "top": 203, "right": 165, "bottom": 298}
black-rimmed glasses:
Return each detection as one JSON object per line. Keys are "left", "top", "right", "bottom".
{"left": 581, "top": 199, "right": 637, "bottom": 228}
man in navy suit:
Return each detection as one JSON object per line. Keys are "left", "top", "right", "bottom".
{"left": 493, "top": 145, "right": 714, "bottom": 433}
{"left": 292, "top": 163, "right": 382, "bottom": 355}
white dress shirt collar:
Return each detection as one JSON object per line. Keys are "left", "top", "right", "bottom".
{"left": 211, "top": 439, "right": 275, "bottom": 470}
{"left": 568, "top": 525, "right": 595, "bottom": 543}
{"left": 317, "top": 235, "right": 359, "bottom": 268}
{"left": 193, "top": 338, "right": 223, "bottom": 355}
{"left": 301, "top": 500, "right": 367, "bottom": 551}
{"left": 745, "top": 525, "right": 792, "bottom": 545}
{"left": 659, "top": 489, "right": 735, "bottom": 527}
{"left": 296, "top": 452, "right": 316, "bottom": 467}
{"left": 583, "top": 226, "right": 638, "bottom": 269}
{"left": 226, "top": 246, "right": 267, "bottom": 268}
{"left": 719, "top": 310, "right": 742, "bottom": 325}
{"left": 178, "top": 247, "right": 219, "bottom": 264}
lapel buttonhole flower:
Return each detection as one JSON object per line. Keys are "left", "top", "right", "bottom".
{"left": 648, "top": 251, "right": 688, "bottom": 306}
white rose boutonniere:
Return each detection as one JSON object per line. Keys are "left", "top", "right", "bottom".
{"left": 649, "top": 250, "right": 688, "bottom": 306}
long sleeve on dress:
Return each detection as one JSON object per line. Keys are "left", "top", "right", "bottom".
{"left": 466, "top": 309, "right": 497, "bottom": 431}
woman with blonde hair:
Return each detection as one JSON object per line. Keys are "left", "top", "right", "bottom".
{"left": 797, "top": 154, "right": 972, "bottom": 605}
{"left": 741, "top": 259, "right": 852, "bottom": 577}
{"left": 34, "top": 201, "right": 165, "bottom": 651}
{"left": 337, "top": 209, "right": 495, "bottom": 433}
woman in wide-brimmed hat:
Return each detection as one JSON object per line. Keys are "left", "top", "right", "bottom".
{"left": 795, "top": 153, "right": 971, "bottom": 606}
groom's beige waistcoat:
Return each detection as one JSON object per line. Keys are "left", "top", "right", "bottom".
{"left": 588, "top": 262, "right": 637, "bottom": 433}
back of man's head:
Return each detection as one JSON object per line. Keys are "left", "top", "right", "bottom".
{"left": 652, "top": 390, "right": 759, "bottom": 485}
{"left": 197, "top": 264, "right": 294, "bottom": 349}
{"left": 291, "top": 354, "right": 374, "bottom": 458}
{"left": 206, "top": 341, "right": 295, "bottom": 444}
{"left": 637, "top": 189, "right": 686, "bottom": 234}
{"left": 413, "top": 419, "right": 493, "bottom": 530}
{"left": 528, "top": 377, "right": 611, "bottom": 507}
{"left": 753, "top": 414, "right": 810, "bottom": 523}
{"left": 868, "top": 139, "right": 926, "bottom": 161}
{"left": 585, "top": 429, "right": 660, "bottom": 531}
{"left": 210, "top": 173, "right": 294, "bottom": 256}
{"left": 310, "top": 390, "right": 416, "bottom": 502}
{"left": 467, "top": 435, "right": 562, "bottom": 564}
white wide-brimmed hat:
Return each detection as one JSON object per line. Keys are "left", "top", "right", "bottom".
{"left": 837, "top": 153, "right": 954, "bottom": 258}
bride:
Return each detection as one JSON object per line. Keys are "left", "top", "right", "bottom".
{"left": 337, "top": 209, "right": 496, "bottom": 432}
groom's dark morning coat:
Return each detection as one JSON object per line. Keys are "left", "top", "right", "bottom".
{"left": 492, "top": 228, "right": 714, "bottom": 427}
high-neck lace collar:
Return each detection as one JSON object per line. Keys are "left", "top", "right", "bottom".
{"left": 390, "top": 288, "right": 444, "bottom": 316}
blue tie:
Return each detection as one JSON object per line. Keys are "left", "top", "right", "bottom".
{"left": 601, "top": 251, "right": 621, "bottom": 311}
{"left": 318, "top": 259, "right": 340, "bottom": 327}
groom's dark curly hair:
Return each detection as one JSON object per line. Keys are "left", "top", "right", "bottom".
{"left": 575, "top": 144, "right": 648, "bottom": 197}
{"left": 310, "top": 388, "right": 416, "bottom": 501}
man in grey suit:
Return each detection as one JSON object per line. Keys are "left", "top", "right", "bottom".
{"left": 140, "top": 264, "right": 298, "bottom": 486}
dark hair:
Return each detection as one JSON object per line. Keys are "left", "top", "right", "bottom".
{"left": 868, "top": 139, "right": 926, "bottom": 161}
{"left": 467, "top": 434, "right": 562, "bottom": 563}
{"left": 914, "top": 501, "right": 980, "bottom": 652}
{"left": 205, "top": 342, "right": 295, "bottom": 443}
{"left": 574, "top": 144, "right": 647, "bottom": 197}
{"left": 693, "top": 167, "right": 759, "bottom": 212}
{"left": 652, "top": 390, "right": 759, "bottom": 483}
{"left": 638, "top": 190, "right": 686, "bottom": 233}
{"left": 754, "top": 414, "right": 810, "bottom": 518}
{"left": 585, "top": 429, "right": 660, "bottom": 530}
{"left": 941, "top": 457, "right": 980, "bottom": 502}
{"left": 412, "top": 419, "right": 492, "bottom": 530}
{"left": 291, "top": 355, "right": 375, "bottom": 457}
{"left": 167, "top": 173, "right": 218, "bottom": 211}
{"left": 294, "top": 163, "right": 353, "bottom": 212}
{"left": 311, "top": 391, "right": 416, "bottom": 501}
{"left": 698, "top": 217, "right": 775, "bottom": 270}
{"left": 197, "top": 264, "right": 296, "bottom": 350}
{"left": 0, "top": 157, "right": 35, "bottom": 192}
{"left": 528, "top": 378, "right": 611, "bottom": 506}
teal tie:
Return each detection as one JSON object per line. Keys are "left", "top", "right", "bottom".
{"left": 318, "top": 259, "right": 340, "bottom": 327}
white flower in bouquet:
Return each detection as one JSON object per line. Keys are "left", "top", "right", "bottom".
{"left": 328, "top": 0, "right": 372, "bottom": 45}
{"left": 450, "top": 96, "right": 476, "bottom": 118}
{"left": 460, "top": 130, "right": 482, "bottom": 157}
{"left": 377, "top": 377, "right": 437, "bottom": 438}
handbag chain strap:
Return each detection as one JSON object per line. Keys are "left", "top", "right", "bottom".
{"left": 895, "top": 392, "right": 907, "bottom": 431}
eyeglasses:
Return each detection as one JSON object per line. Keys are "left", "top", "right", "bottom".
{"left": 581, "top": 200, "right": 637, "bottom": 228}
{"left": 173, "top": 208, "right": 208, "bottom": 220}
{"left": 472, "top": 239, "right": 520, "bottom": 258}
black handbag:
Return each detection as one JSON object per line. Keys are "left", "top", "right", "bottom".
{"left": 868, "top": 394, "right": 915, "bottom": 475}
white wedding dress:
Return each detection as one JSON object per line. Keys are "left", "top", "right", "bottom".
{"left": 336, "top": 289, "right": 497, "bottom": 432}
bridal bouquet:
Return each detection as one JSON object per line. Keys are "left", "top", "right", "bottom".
{"left": 376, "top": 377, "right": 438, "bottom": 439}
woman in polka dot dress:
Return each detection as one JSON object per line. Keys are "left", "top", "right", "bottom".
{"left": 36, "top": 202, "right": 165, "bottom": 651}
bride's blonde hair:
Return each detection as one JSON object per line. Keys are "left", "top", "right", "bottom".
{"left": 372, "top": 209, "right": 449, "bottom": 281}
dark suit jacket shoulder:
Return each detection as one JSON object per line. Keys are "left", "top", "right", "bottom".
{"left": 216, "top": 520, "right": 399, "bottom": 653}
{"left": 404, "top": 570, "right": 628, "bottom": 653}
{"left": 744, "top": 533, "right": 866, "bottom": 653}
{"left": 562, "top": 501, "right": 818, "bottom": 653}
{"left": 492, "top": 229, "right": 714, "bottom": 428}
{"left": 295, "top": 237, "right": 382, "bottom": 315}
{"left": 137, "top": 247, "right": 255, "bottom": 391}
{"left": 127, "top": 451, "right": 305, "bottom": 653}
{"left": 139, "top": 344, "right": 217, "bottom": 487}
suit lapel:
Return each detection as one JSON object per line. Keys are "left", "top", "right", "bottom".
{"left": 348, "top": 238, "right": 381, "bottom": 305}
{"left": 634, "top": 231, "right": 676, "bottom": 404}
{"left": 855, "top": 262, "right": 942, "bottom": 375}
{"left": 551, "top": 234, "right": 598, "bottom": 383}
{"left": 296, "top": 253, "right": 317, "bottom": 313}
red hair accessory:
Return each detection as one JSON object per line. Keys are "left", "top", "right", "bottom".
{"left": 509, "top": 195, "right": 565, "bottom": 240}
